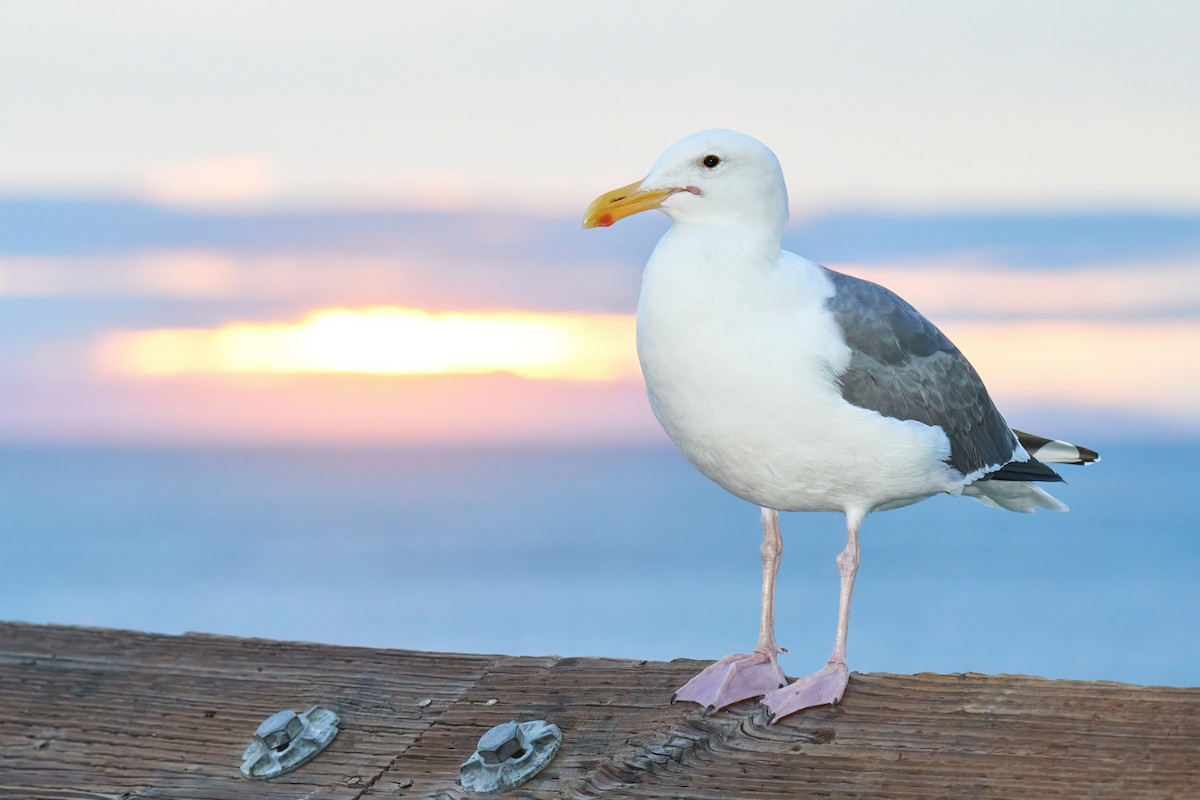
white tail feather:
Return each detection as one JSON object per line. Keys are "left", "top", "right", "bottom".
{"left": 1030, "top": 440, "right": 1090, "bottom": 464}
{"left": 962, "top": 481, "right": 1068, "bottom": 513}
{"left": 1012, "top": 429, "right": 1099, "bottom": 465}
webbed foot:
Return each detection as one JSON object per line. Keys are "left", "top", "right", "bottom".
{"left": 673, "top": 651, "right": 788, "bottom": 713}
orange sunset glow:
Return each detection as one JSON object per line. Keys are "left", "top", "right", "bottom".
{"left": 92, "top": 302, "right": 1200, "bottom": 433}
{"left": 97, "top": 307, "right": 639, "bottom": 381}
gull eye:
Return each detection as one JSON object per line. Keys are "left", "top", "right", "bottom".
{"left": 702, "top": 154, "right": 720, "bottom": 169}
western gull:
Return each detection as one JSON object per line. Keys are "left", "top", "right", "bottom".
{"left": 583, "top": 129, "right": 1099, "bottom": 722}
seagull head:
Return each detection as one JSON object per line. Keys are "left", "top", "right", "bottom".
{"left": 583, "top": 129, "right": 789, "bottom": 235}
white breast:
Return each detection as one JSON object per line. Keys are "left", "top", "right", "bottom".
{"left": 636, "top": 227, "right": 959, "bottom": 513}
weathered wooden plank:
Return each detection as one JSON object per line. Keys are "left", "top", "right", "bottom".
{"left": 0, "top": 623, "right": 494, "bottom": 799}
{"left": 1, "top": 622, "right": 1197, "bottom": 799}
{"left": 371, "top": 664, "right": 1200, "bottom": 799}
{"left": 560, "top": 673, "right": 1200, "bottom": 799}
{"left": 365, "top": 654, "right": 707, "bottom": 798}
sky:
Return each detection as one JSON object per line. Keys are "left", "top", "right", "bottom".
{"left": 1, "top": 1, "right": 1198, "bottom": 445}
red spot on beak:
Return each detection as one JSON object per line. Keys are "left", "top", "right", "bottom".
{"left": 597, "top": 213, "right": 614, "bottom": 227}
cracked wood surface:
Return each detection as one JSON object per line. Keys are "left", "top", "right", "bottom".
{"left": 0, "top": 622, "right": 1197, "bottom": 799}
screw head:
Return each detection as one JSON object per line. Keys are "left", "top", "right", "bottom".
{"left": 242, "top": 706, "right": 340, "bottom": 780}
{"left": 460, "top": 720, "right": 562, "bottom": 792}
{"left": 257, "top": 709, "right": 304, "bottom": 751}
{"left": 476, "top": 721, "right": 525, "bottom": 765}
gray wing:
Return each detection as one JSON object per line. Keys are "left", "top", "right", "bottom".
{"left": 822, "top": 267, "right": 1058, "bottom": 482}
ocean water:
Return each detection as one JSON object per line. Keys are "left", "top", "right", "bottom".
{"left": 1, "top": 443, "right": 1196, "bottom": 687}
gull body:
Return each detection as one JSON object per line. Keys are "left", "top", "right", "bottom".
{"left": 584, "top": 129, "right": 1097, "bottom": 721}
{"left": 639, "top": 234, "right": 960, "bottom": 514}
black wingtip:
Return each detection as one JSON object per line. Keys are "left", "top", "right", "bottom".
{"left": 986, "top": 457, "right": 1064, "bottom": 483}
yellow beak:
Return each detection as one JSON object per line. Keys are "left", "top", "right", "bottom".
{"left": 582, "top": 180, "right": 675, "bottom": 228}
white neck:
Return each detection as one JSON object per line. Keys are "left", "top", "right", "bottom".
{"left": 655, "top": 220, "right": 785, "bottom": 279}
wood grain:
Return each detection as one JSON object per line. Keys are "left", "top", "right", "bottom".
{"left": 1, "top": 622, "right": 1196, "bottom": 799}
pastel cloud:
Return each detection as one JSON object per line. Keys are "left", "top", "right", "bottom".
{"left": 0, "top": 373, "right": 660, "bottom": 446}
{"left": 942, "top": 319, "right": 1200, "bottom": 425}
{"left": 5, "top": 249, "right": 1198, "bottom": 323}
{"left": 0, "top": 249, "right": 639, "bottom": 313}
{"left": 835, "top": 261, "right": 1200, "bottom": 319}
{"left": 137, "top": 156, "right": 277, "bottom": 207}
{"left": 4, "top": 237, "right": 1198, "bottom": 443}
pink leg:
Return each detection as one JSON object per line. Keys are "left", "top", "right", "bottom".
{"left": 761, "top": 507, "right": 866, "bottom": 722}
{"left": 673, "top": 508, "right": 789, "bottom": 712}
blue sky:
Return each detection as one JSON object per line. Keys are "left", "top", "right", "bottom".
{"left": 2, "top": 1, "right": 1198, "bottom": 689}
{"left": 1, "top": 2, "right": 1197, "bottom": 445}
